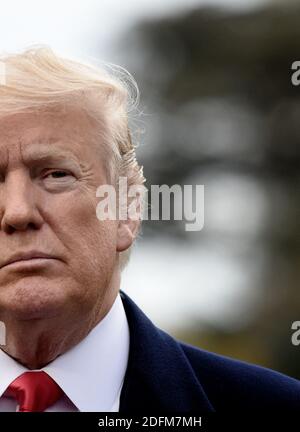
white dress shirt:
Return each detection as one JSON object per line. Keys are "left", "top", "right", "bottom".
{"left": 0, "top": 293, "right": 130, "bottom": 412}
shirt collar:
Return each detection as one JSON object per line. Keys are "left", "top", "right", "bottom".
{"left": 0, "top": 292, "right": 130, "bottom": 412}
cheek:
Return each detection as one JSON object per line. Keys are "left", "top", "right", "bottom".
{"left": 49, "top": 193, "right": 118, "bottom": 279}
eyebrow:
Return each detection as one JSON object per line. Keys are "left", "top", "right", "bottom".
{"left": 22, "top": 143, "right": 81, "bottom": 169}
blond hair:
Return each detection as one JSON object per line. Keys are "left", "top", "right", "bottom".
{"left": 0, "top": 45, "right": 146, "bottom": 269}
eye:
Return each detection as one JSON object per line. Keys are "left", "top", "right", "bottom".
{"left": 40, "top": 168, "right": 77, "bottom": 191}
{"left": 44, "top": 170, "right": 73, "bottom": 179}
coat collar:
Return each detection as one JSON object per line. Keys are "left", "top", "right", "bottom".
{"left": 119, "top": 290, "right": 214, "bottom": 412}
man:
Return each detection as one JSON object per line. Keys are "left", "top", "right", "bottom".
{"left": 0, "top": 46, "right": 299, "bottom": 412}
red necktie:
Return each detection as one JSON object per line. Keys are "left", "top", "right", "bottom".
{"left": 4, "top": 371, "right": 64, "bottom": 412}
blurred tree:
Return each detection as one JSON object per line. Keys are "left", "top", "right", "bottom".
{"left": 116, "top": 3, "right": 300, "bottom": 378}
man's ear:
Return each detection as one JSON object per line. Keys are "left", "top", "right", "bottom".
{"left": 116, "top": 218, "right": 140, "bottom": 252}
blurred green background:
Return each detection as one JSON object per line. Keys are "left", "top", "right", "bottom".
{"left": 117, "top": 0, "right": 300, "bottom": 380}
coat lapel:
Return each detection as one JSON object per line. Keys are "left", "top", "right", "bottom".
{"left": 119, "top": 290, "right": 215, "bottom": 412}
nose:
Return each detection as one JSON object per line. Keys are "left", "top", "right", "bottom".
{"left": 0, "top": 170, "right": 44, "bottom": 233}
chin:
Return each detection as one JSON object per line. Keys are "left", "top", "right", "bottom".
{"left": 0, "top": 278, "right": 68, "bottom": 321}
{"left": 6, "top": 302, "right": 63, "bottom": 321}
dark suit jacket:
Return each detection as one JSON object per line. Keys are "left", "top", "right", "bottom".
{"left": 118, "top": 290, "right": 300, "bottom": 412}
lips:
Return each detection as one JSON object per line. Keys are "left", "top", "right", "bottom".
{"left": 0, "top": 251, "right": 58, "bottom": 269}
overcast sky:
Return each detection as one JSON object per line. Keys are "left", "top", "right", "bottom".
{"left": 0, "top": 0, "right": 266, "bottom": 62}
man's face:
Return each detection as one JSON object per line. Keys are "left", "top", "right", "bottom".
{"left": 0, "top": 107, "right": 123, "bottom": 323}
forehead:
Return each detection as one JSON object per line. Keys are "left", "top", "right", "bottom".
{"left": 0, "top": 107, "right": 104, "bottom": 163}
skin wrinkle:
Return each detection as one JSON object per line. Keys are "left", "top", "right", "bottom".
{"left": 0, "top": 106, "right": 138, "bottom": 369}
{"left": 0, "top": 102, "right": 111, "bottom": 184}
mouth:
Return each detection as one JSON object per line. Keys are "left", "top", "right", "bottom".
{"left": 1, "top": 252, "right": 60, "bottom": 270}
{"left": 3, "top": 257, "right": 58, "bottom": 271}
